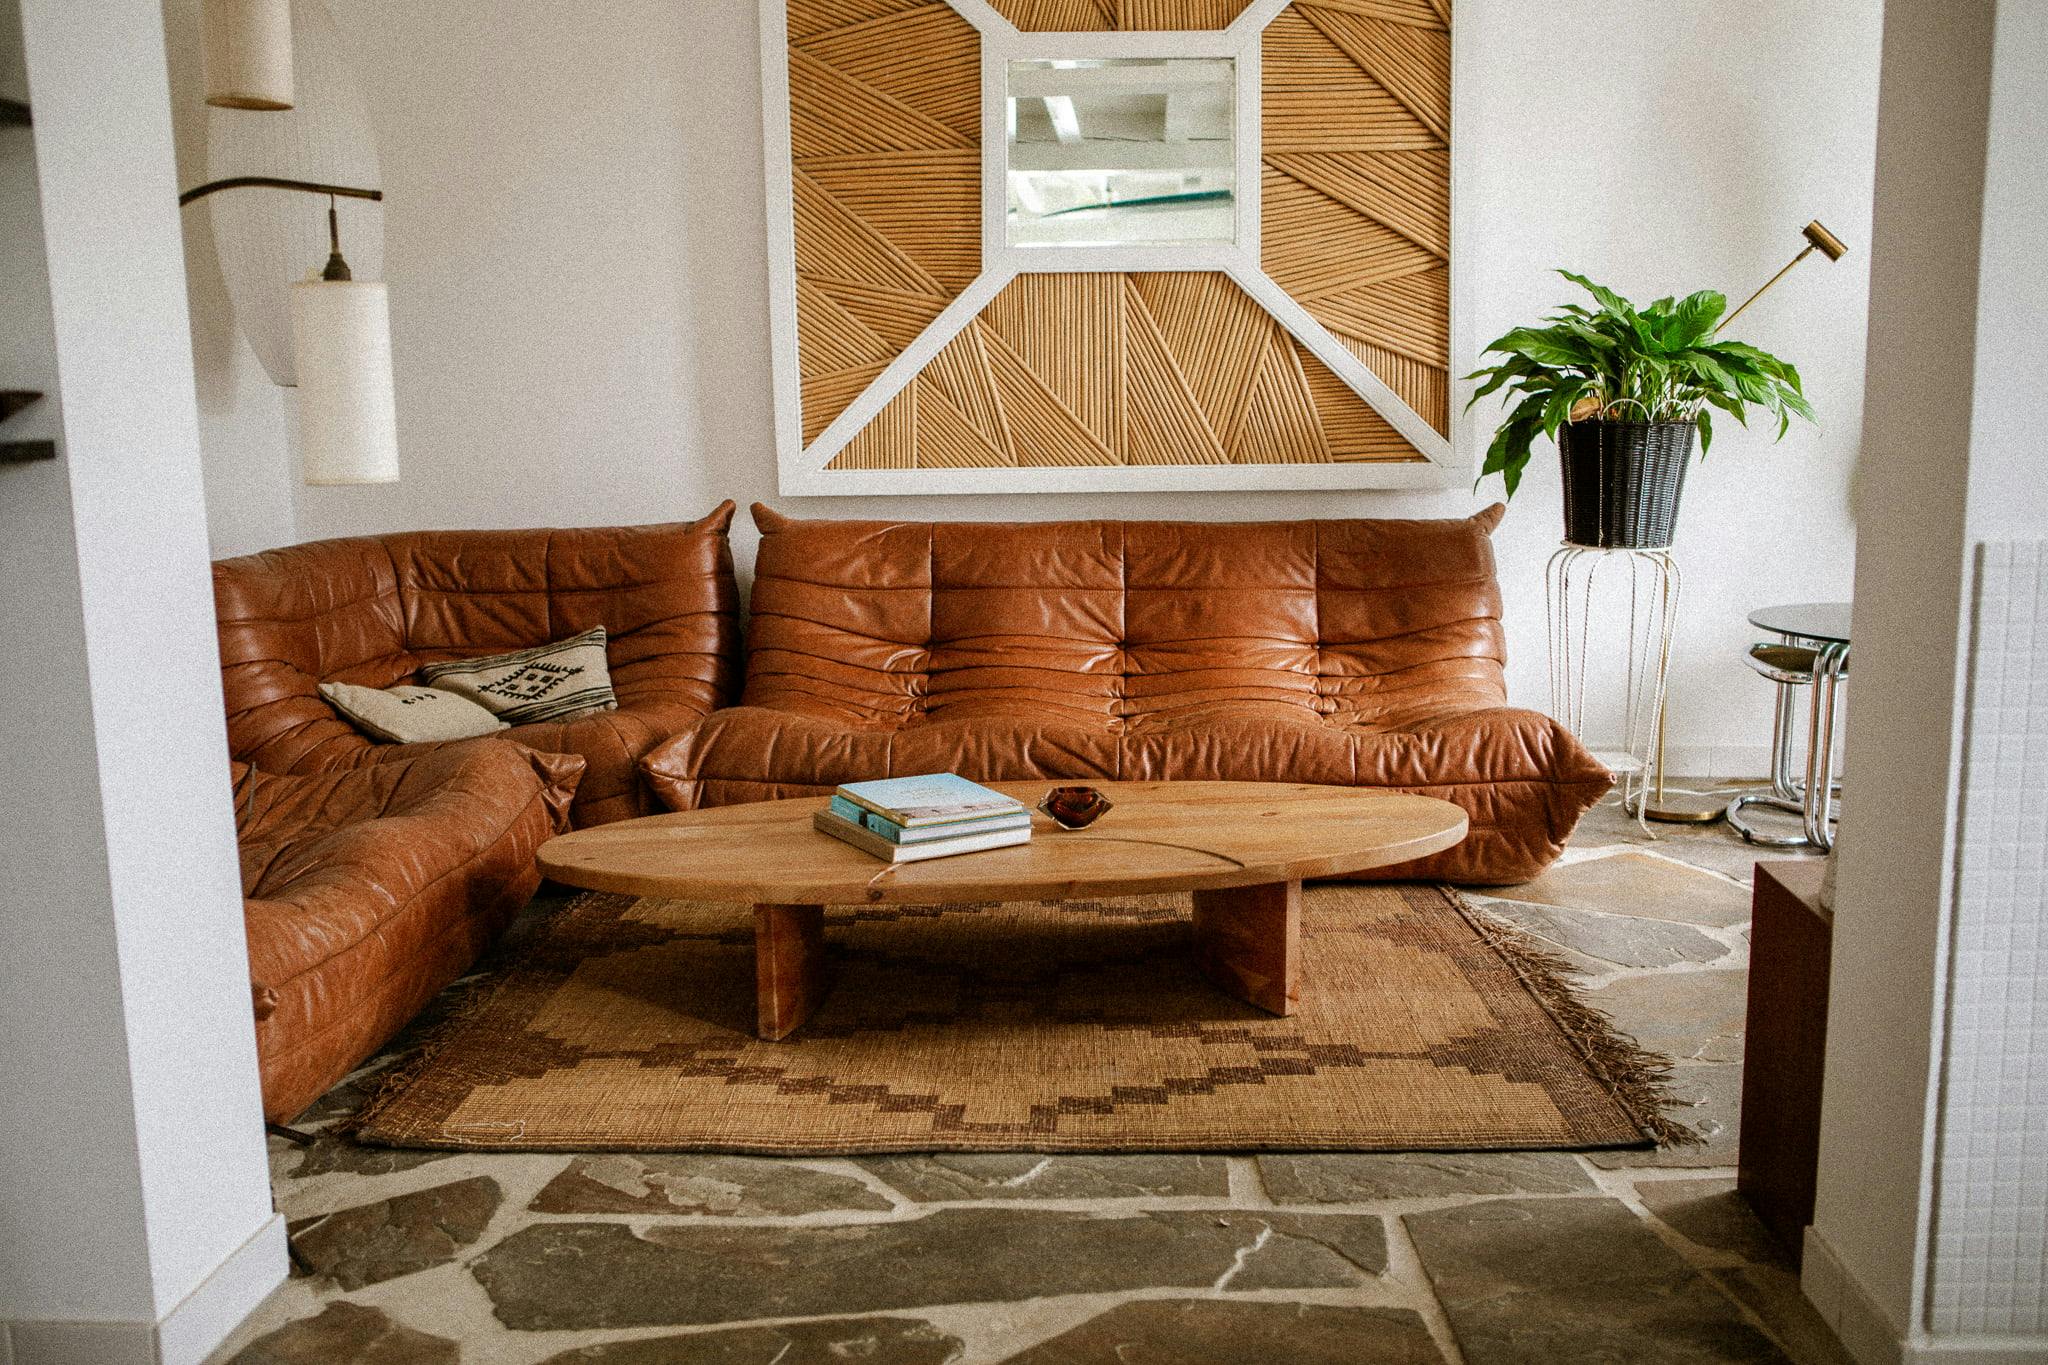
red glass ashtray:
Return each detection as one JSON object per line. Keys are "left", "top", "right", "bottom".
{"left": 1037, "top": 785, "right": 1114, "bottom": 830}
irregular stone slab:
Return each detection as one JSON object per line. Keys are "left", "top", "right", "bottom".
{"left": 1590, "top": 1064, "right": 1741, "bottom": 1170}
{"left": 472, "top": 1209, "right": 1382, "bottom": 1330}
{"left": 861, "top": 1154, "right": 1228, "bottom": 1202}
{"left": 1480, "top": 898, "right": 1730, "bottom": 971}
{"left": 1258, "top": 1151, "right": 1593, "bottom": 1202}
{"left": 1496, "top": 852, "right": 1751, "bottom": 929}
{"left": 530, "top": 1154, "right": 893, "bottom": 1216}
{"left": 286, "top": 1134, "right": 452, "bottom": 1180}
{"left": 289, "top": 1175, "right": 501, "bottom": 1290}
{"left": 1221, "top": 1212, "right": 1386, "bottom": 1288}
{"left": 1707, "top": 1266, "right": 1858, "bottom": 1365}
{"left": 1585, "top": 970, "right": 1746, "bottom": 1064}
{"left": 1404, "top": 1197, "right": 1785, "bottom": 1363}
{"left": 1001, "top": 1298, "right": 1445, "bottom": 1364}
{"left": 1636, "top": 1177, "right": 1788, "bottom": 1264}
{"left": 533, "top": 1317, "right": 962, "bottom": 1364}
{"left": 227, "top": 1302, "right": 458, "bottom": 1365}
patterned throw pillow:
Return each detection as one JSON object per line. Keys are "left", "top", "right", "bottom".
{"left": 418, "top": 626, "right": 619, "bottom": 726}
{"left": 317, "top": 682, "right": 510, "bottom": 743}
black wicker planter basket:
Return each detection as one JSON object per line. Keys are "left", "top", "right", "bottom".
{"left": 1557, "top": 419, "right": 1697, "bottom": 548}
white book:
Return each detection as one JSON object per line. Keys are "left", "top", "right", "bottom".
{"left": 813, "top": 809, "right": 1032, "bottom": 863}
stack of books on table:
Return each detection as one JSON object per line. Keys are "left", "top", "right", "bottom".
{"left": 814, "top": 774, "right": 1031, "bottom": 863}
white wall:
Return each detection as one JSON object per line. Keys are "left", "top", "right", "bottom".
{"left": 1804, "top": 1, "right": 2048, "bottom": 1361}
{"left": 168, "top": 0, "right": 1884, "bottom": 774}
{"left": 1, "top": 0, "right": 282, "bottom": 1359}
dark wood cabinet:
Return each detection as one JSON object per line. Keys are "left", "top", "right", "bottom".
{"left": 1738, "top": 858, "right": 1832, "bottom": 1265}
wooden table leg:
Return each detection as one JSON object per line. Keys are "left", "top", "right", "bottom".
{"left": 754, "top": 903, "right": 827, "bottom": 1041}
{"left": 1190, "top": 880, "right": 1301, "bottom": 1016}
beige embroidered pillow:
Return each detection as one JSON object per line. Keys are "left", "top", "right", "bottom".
{"left": 318, "top": 682, "right": 510, "bottom": 743}
{"left": 418, "top": 626, "right": 619, "bottom": 726}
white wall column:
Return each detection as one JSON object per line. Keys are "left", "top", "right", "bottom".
{"left": 1804, "top": 1, "right": 2048, "bottom": 1361}
{"left": 0, "top": 0, "right": 284, "bottom": 1361}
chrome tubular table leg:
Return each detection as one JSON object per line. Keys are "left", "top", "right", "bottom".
{"left": 1802, "top": 642, "right": 1848, "bottom": 849}
{"left": 1727, "top": 632, "right": 1847, "bottom": 848}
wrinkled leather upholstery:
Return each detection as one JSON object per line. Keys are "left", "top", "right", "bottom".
{"left": 233, "top": 741, "right": 579, "bottom": 1121}
{"left": 641, "top": 504, "right": 1611, "bottom": 884}
{"left": 213, "top": 504, "right": 741, "bottom": 826}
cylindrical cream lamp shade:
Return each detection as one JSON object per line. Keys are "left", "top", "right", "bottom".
{"left": 203, "top": 0, "right": 295, "bottom": 110}
{"left": 290, "top": 279, "right": 398, "bottom": 484}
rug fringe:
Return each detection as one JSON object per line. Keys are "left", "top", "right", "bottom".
{"left": 1443, "top": 887, "right": 1705, "bottom": 1149}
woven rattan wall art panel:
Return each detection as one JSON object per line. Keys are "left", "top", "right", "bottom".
{"left": 984, "top": 0, "right": 1256, "bottom": 32}
{"left": 766, "top": 0, "right": 1458, "bottom": 493}
{"left": 826, "top": 272, "right": 1416, "bottom": 467}
{"left": 787, "top": 0, "right": 982, "bottom": 443}
{"left": 1262, "top": 0, "right": 1449, "bottom": 435}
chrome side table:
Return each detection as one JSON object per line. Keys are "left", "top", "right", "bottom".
{"left": 1727, "top": 601, "right": 1850, "bottom": 850}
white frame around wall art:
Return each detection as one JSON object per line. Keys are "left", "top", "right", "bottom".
{"left": 761, "top": 0, "right": 1467, "bottom": 496}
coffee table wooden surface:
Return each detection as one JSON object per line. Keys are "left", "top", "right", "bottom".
{"left": 537, "top": 781, "right": 1467, "bottom": 1040}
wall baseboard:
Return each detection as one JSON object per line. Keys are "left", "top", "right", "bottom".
{"left": 3, "top": 1214, "right": 286, "bottom": 1365}
{"left": 1805, "top": 1227, "right": 1907, "bottom": 1365}
{"left": 1801, "top": 1229, "right": 2048, "bottom": 1365}
{"left": 1904, "top": 1342, "right": 2048, "bottom": 1364}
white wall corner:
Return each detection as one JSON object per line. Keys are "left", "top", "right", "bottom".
{"left": 153, "top": 1214, "right": 286, "bottom": 1365}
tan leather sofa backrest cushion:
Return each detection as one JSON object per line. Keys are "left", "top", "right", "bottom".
{"left": 214, "top": 502, "right": 741, "bottom": 772}
{"left": 746, "top": 503, "right": 1509, "bottom": 731}
{"left": 215, "top": 536, "right": 414, "bottom": 773}
{"left": 389, "top": 512, "right": 741, "bottom": 719}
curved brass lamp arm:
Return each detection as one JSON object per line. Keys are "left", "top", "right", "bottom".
{"left": 177, "top": 176, "right": 383, "bottom": 208}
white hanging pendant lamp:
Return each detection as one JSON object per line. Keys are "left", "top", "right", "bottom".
{"left": 291, "top": 199, "right": 398, "bottom": 485}
{"left": 202, "top": 0, "right": 294, "bottom": 110}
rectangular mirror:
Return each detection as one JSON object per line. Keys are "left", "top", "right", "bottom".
{"left": 1005, "top": 57, "right": 1234, "bottom": 249}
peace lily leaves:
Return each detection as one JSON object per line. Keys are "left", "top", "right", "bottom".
{"left": 1466, "top": 271, "right": 1816, "bottom": 497}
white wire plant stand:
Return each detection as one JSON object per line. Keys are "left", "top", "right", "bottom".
{"left": 1545, "top": 544, "right": 1688, "bottom": 829}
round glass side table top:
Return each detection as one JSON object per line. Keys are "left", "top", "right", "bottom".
{"left": 1748, "top": 601, "right": 1852, "bottom": 643}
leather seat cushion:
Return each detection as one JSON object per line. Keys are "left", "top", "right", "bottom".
{"left": 643, "top": 702, "right": 1608, "bottom": 885}
{"left": 234, "top": 739, "right": 580, "bottom": 1120}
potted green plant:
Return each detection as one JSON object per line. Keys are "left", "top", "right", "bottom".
{"left": 1467, "top": 272, "right": 1815, "bottom": 548}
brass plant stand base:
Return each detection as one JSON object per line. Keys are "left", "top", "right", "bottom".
{"left": 1634, "top": 790, "right": 1728, "bottom": 824}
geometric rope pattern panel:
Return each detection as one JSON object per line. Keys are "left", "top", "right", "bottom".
{"left": 828, "top": 271, "right": 1419, "bottom": 467}
{"left": 772, "top": 0, "right": 1455, "bottom": 490}
{"left": 790, "top": 0, "right": 983, "bottom": 443}
{"left": 1262, "top": 0, "right": 1449, "bottom": 434}
{"left": 984, "top": 0, "right": 1255, "bottom": 30}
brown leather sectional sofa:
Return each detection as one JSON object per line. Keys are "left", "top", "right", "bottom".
{"left": 213, "top": 501, "right": 1609, "bottom": 1119}
{"left": 641, "top": 504, "right": 1611, "bottom": 884}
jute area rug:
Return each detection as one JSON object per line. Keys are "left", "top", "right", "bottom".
{"left": 351, "top": 885, "right": 1688, "bottom": 1154}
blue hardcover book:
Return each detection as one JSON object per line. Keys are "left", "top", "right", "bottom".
{"left": 828, "top": 795, "right": 1030, "bottom": 844}
{"left": 835, "top": 774, "right": 1024, "bottom": 828}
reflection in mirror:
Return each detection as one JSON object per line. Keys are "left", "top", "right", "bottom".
{"left": 1006, "top": 58, "right": 1233, "bottom": 248}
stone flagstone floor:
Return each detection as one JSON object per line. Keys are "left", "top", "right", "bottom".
{"left": 210, "top": 791, "right": 1851, "bottom": 1365}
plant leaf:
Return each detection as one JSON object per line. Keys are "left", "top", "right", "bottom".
{"left": 1558, "top": 270, "right": 1635, "bottom": 320}
{"left": 1494, "top": 327, "right": 1593, "bottom": 369}
{"left": 1696, "top": 408, "right": 1713, "bottom": 456}
{"left": 1666, "top": 290, "right": 1727, "bottom": 348}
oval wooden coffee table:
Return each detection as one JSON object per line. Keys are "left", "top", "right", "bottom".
{"left": 537, "top": 781, "right": 1467, "bottom": 1041}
